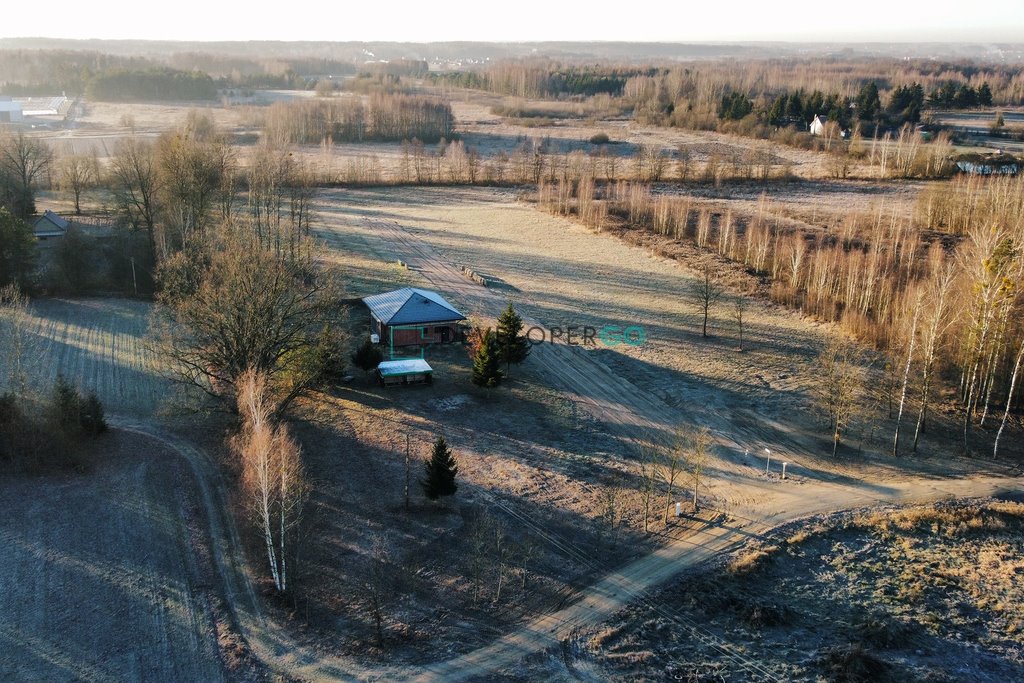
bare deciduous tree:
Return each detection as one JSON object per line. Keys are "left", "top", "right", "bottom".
{"left": 892, "top": 289, "right": 923, "bottom": 457}
{"left": 638, "top": 446, "right": 660, "bottom": 533}
{"left": 816, "top": 340, "right": 866, "bottom": 456}
{"left": 689, "top": 427, "right": 712, "bottom": 512}
{"left": 0, "top": 130, "right": 52, "bottom": 219}
{"left": 234, "top": 368, "right": 308, "bottom": 594}
{"left": 732, "top": 294, "right": 748, "bottom": 351}
{"left": 109, "top": 137, "right": 162, "bottom": 261}
{"left": 57, "top": 153, "right": 98, "bottom": 216}
{"left": 692, "top": 262, "right": 723, "bottom": 338}
{"left": 0, "top": 285, "right": 32, "bottom": 397}
{"left": 153, "top": 227, "right": 340, "bottom": 411}
{"left": 661, "top": 427, "right": 685, "bottom": 524}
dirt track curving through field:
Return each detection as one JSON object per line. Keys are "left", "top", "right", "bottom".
{"left": 105, "top": 421, "right": 1023, "bottom": 683}
{"left": 296, "top": 193, "right": 1024, "bottom": 681}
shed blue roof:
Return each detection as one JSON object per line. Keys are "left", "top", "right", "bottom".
{"left": 362, "top": 288, "right": 466, "bottom": 326}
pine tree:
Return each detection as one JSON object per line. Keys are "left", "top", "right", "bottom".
{"left": 51, "top": 374, "right": 81, "bottom": 439}
{"left": 495, "top": 301, "right": 530, "bottom": 375}
{"left": 421, "top": 436, "right": 458, "bottom": 501}
{"left": 351, "top": 337, "right": 384, "bottom": 374}
{"left": 79, "top": 391, "right": 107, "bottom": 436}
{"left": 471, "top": 328, "right": 503, "bottom": 387}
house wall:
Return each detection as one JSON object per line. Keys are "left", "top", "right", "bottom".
{"left": 379, "top": 323, "right": 460, "bottom": 347}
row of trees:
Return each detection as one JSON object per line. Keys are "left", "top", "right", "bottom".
{"left": 0, "top": 49, "right": 356, "bottom": 97}
{"left": 538, "top": 175, "right": 1024, "bottom": 457}
{"left": 260, "top": 95, "right": 454, "bottom": 145}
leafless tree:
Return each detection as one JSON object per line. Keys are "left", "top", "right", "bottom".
{"left": 0, "top": 130, "right": 53, "bottom": 219}
{"left": 689, "top": 427, "right": 712, "bottom": 512}
{"left": 892, "top": 289, "right": 923, "bottom": 457}
{"left": 153, "top": 227, "right": 341, "bottom": 411}
{"left": 363, "top": 536, "right": 398, "bottom": 647}
{"left": 57, "top": 153, "right": 98, "bottom": 215}
{"left": 109, "top": 137, "right": 162, "bottom": 261}
{"left": 732, "top": 294, "right": 748, "bottom": 351}
{"left": 816, "top": 339, "right": 866, "bottom": 456}
{"left": 661, "top": 427, "right": 685, "bottom": 524}
{"left": 638, "top": 446, "right": 660, "bottom": 533}
{"left": 0, "top": 285, "right": 32, "bottom": 397}
{"left": 692, "top": 262, "right": 723, "bottom": 338}
{"left": 994, "top": 338, "right": 1024, "bottom": 458}
{"left": 913, "top": 257, "right": 957, "bottom": 452}
{"left": 234, "top": 368, "right": 309, "bottom": 594}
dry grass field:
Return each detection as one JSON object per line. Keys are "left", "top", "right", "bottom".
{"left": 260, "top": 185, "right": 1021, "bottom": 669}
{"left": 0, "top": 430, "right": 230, "bottom": 682}
{"left": 549, "top": 499, "right": 1024, "bottom": 682}
{"left": 1, "top": 297, "right": 167, "bottom": 416}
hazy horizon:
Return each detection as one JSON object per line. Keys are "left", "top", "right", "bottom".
{"left": 4, "top": 0, "right": 1024, "bottom": 44}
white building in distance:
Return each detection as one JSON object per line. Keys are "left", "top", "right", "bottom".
{"left": 0, "top": 97, "right": 24, "bottom": 123}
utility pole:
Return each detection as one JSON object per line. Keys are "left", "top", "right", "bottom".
{"left": 404, "top": 433, "right": 411, "bottom": 511}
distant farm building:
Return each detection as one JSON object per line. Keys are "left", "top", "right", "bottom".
{"left": 809, "top": 115, "right": 829, "bottom": 136}
{"left": 32, "top": 210, "right": 70, "bottom": 240}
{"left": 363, "top": 287, "right": 466, "bottom": 348}
{"left": 16, "top": 96, "right": 69, "bottom": 117}
{"left": 0, "top": 97, "right": 24, "bottom": 123}
{"left": 954, "top": 153, "right": 1020, "bottom": 176}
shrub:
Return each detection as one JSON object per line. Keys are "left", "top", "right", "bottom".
{"left": 589, "top": 132, "right": 610, "bottom": 145}
{"left": 351, "top": 337, "right": 384, "bottom": 374}
{"left": 820, "top": 643, "right": 891, "bottom": 683}
{"left": 79, "top": 391, "right": 107, "bottom": 436}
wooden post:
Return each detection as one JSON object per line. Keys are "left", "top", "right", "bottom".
{"left": 404, "top": 433, "right": 411, "bottom": 512}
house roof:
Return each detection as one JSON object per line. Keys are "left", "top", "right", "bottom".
{"left": 362, "top": 287, "right": 466, "bottom": 326}
{"left": 812, "top": 115, "right": 828, "bottom": 125}
{"left": 32, "top": 210, "right": 69, "bottom": 237}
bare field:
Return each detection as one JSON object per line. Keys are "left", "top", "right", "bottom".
{"left": 548, "top": 499, "right": 1024, "bottom": 682}
{"left": 313, "top": 186, "right": 979, "bottom": 493}
{"left": 2, "top": 297, "right": 167, "bottom": 416}
{"left": 0, "top": 430, "right": 228, "bottom": 682}
{"left": 30, "top": 88, "right": 856, "bottom": 180}
{"left": 271, "top": 185, "right": 1019, "bottom": 670}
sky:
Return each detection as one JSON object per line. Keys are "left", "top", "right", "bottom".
{"left": 3, "top": 0, "right": 1024, "bottom": 43}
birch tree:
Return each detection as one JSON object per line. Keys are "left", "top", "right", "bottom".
{"left": 235, "top": 369, "right": 308, "bottom": 593}
{"left": 994, "top": 338, "right": 1024, "bottom": 459}
{"left": 892, "top": 289, "right": 922, "bottom": 457}
{"left": 913, "top": 256, "right": 957, "bottom": 452}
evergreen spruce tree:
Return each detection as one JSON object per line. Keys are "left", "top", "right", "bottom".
{"left": 51, "top": 374, "right": 81, "bottom": 439}
{"left": 79, "top": 391, "right": 107, "bottom": 436}
{"left": 495, "top": 301, "right": 530, "bottom": 376}
{"left": 421, "top": 436, "right": 458, "bottom": 501}
{"left": 471, "top": 329, "right": 503, "bottom": 387}
{"left": 351, "top": 337, "right": 384, "bottom": 374}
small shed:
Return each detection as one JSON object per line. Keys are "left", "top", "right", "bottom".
{"left": 377, "top": 358, "right": 433, "bottom": 386}
{"left": 32, "top": 210, "right": 69, "bottom": 240}
{"left": 362, "top": 287, "right": 466, "bottom": 348}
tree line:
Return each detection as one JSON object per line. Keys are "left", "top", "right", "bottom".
{"left": 259, "top": 95, "right": 453, "bottom": 145}
{"left": 537, "top": 175, "right": 1024, "bottom": 457}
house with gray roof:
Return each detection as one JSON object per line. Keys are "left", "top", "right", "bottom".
{"left": 32, "top": 210, "right": 70, "bottom": 240}
{"left": 362, "top": 287, "right": 466, "bottom": 347}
